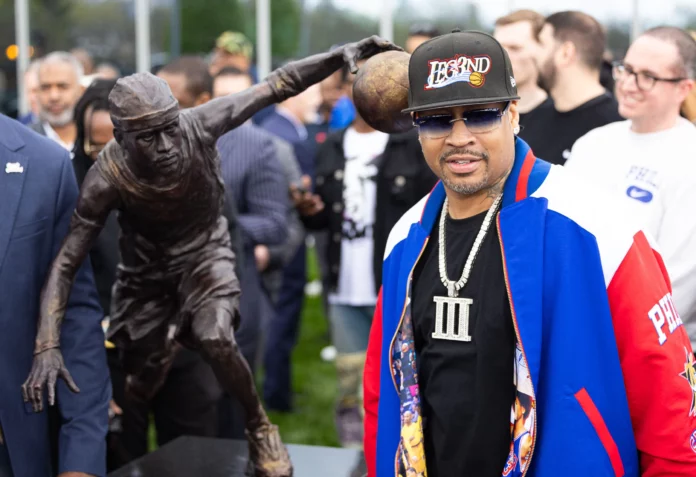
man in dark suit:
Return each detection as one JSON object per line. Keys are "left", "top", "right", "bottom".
{"left": 260, "top": 84, "right": 321, "bottom": 411}
{"left": 210, "top": 64, "right": 291, "bottom": 437}
{"left": 0, "top": 113, "right": 110, "bottom": 477}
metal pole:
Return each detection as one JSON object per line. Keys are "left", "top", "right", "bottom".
{"left": 379, "top": 0, "right": 394, "bottom": 42}
{"left": 14, "top": 0, "right": 30, "bottom": 116}
{"left": 135, "top": 0, "right": 151, "bottom": 73}
{"left": 170, "top": 0, "right": 181, "bottom": 59}
{"left": 256, "top": 0, "right": 271, "bottom": 80}
{"left": 631, "top": 0, "right": 640, "bottom": 42}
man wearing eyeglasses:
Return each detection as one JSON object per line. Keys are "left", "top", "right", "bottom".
{"left": 363, "top": 29, "right": 696, "bottom": 477}
{"left": 566, "top": 26, "right": 696, "bottom": 360}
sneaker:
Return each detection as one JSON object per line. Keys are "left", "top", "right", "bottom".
{"left": 335, "top": 406, "right": 363, "bottom": 448}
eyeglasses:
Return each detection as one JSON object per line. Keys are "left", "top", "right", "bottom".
{"left": 612, "top": 61, "right": 687, "bottom": 92}
{"left": 413, "top": 103, "right": 511, "bottom": 139}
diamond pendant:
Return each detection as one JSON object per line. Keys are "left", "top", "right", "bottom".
{"left": 432, "top": 295, "right": 473, "bottom": 341}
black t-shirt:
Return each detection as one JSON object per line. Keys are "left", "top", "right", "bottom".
{"left": 411, "top": 208, "right": 516, "bottom": 477}
{"left": 518, "top": 93, "right": 622, "bottom": 166}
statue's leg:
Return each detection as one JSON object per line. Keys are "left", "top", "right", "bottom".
{"left": 176, "top": 233, "right": 291, "bottom": 476}
{"left": 188, "top": 301, "right": 292, "bottom": 477}
{"left": 110, "top": 278, "right": 180, "bottom": 404}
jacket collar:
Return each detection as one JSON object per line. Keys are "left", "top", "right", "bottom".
{"left": 418, "top": 137, "right": 550, "bottom": 233}
{"left": 0, "top": 115, "right": 26, "bottom": 152}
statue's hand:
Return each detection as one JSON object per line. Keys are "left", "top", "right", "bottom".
{"left": 22, "top": 348, "right": 79, "bottom": 412}
{"left": 343, "top": 35, "right": 404, "bottom": 74}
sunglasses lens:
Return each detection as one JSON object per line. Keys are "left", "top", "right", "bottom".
{"left": 415, "top": 107, "right": 505, "bottom": 138}
{"left": 416, "top": 115, "right": 453, "bottom": 139}
{"left": 465, "top": 109, "right": 502, "bottom": 134}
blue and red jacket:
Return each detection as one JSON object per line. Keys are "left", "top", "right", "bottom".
{"left": 364, "top": 138, "right": 696, "bottom": 477}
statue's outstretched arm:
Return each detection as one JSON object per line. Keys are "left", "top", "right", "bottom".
{"left": 195, "top": 35, "right": 402, "bottom": 138}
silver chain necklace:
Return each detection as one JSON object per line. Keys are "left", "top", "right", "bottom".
{"left": 438, "top": 194, "right": 503, "bottom": 298}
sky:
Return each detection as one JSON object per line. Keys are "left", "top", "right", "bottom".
{"left": 306, "top": 0, "right": 694, "bottom": 29}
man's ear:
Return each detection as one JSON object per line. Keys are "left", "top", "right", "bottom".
{"left": 508, "top": 100, "right": 520, "bottom": 132}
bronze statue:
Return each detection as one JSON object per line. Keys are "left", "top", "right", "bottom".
{"left": 22, "top": 36, "right": 400, "bottom": 477}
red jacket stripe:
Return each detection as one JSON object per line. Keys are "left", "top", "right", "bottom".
{"left": 575, "top": 388, "right": 626, "bottom": 477}
{"left": 364, "top": 288, "right": 384, "bottom": 477}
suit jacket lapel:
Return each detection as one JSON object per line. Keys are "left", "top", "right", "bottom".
{"left": 0, "top": 148, "right": 29, "bottom": 275}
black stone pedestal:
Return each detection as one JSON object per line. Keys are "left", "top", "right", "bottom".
{"left": 107, "top": 436, "right": 366, "bottom": 477}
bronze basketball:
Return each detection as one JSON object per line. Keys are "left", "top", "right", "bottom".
{"left": 352, "top": 50, "right": 413, "bottom": 134}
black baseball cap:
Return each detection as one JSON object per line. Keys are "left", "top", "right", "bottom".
{"left": 403, "top": 29, "right": 520, "bottom": 113}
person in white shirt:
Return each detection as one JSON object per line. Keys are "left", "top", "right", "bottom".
{"left": 566, "top": 26, "right": 696, "bottom": 350}
{"left": 326, "top": 116, "right": 389, "bottom": 449}
{"left": 31, "top": 51, "right": 84, "bottom": 155}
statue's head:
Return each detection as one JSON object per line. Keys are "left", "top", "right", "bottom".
{"left": 109, "top": 72, "right": 184, "bottom": 177}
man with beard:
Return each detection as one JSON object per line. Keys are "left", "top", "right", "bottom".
{"left": 519, "top": 11, "right": 622, "bottom": 165}
{"left": 31, "top": 52, "right": 84, "bottom": 156}
{"left": 494, "top": 10, "right": 549, "bottom": 127}
{"left": 362, "top": 30, "right": 696, "bottom": 477}
{"left": 566, "top": 27, "right": 696, "bottom": 359}
{"left": 22, "top": 36, "right": 399, "bottom": 477}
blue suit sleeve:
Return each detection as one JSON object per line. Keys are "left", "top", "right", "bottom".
{"left": 53, "top": 153, "right": 111, "bottom": 477}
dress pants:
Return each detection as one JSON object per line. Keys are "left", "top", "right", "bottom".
{"left": 107, "top": 348, "right": 222, "bottom": 471}
{"left": 262, "top": 244, "right": 307, "bottom": 411}
{"left": 0, "top": 441, "right": 13, "bottom": 477}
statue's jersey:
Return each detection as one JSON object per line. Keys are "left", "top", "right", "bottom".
{"left": 95, "top": 110, "right": 225, "bottom": 253}
{"left": 94, "top": 110, "right": 240, "bottom": 348}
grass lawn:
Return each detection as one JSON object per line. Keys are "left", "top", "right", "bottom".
{"left": 149, "top": 244, "right": 339, "bottom": 449}
{"left": 264, "top": 244, "right": 339, "bottom": 447}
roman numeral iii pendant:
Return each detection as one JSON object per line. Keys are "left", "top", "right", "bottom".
{"left": 432, "top": 296, "right": 473, "bottom": 341}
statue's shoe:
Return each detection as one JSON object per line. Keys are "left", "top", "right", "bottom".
{"left": 245, "top": 423, "right": 293, "bottom": 477}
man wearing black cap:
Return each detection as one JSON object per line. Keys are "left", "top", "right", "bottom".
{"left": 21, "top": 36, "right": 399, "bottom": 477}
{"left": 364, "top": 30, "right": 696, "bottom": 477}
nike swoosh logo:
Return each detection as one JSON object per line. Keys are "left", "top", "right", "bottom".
{"left": 626, "top": 185, "right": 654, "bottom": 203}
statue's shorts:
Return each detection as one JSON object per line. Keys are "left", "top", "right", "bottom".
{"left": 106, "top": 217, "right": 241, "bottom": 379}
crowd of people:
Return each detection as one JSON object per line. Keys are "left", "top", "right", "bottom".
{"left": 1, "top": 7, "right": 696, "bottom": 477}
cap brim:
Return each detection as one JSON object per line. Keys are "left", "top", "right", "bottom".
{"left": 402, "top": 94, "right": 521, "bottom": 114}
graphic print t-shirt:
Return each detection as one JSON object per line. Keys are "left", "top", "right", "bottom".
{"left": 411, "top": 208, "right": 516, "bottom": 477}
{"left": 329, "top": 127, "right": 389, "bottom": 306}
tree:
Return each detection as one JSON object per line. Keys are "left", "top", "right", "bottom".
{"left": 245, "top": 0, "right": 301, "bottom": 62}
{"left": 271, "top": 0, "right": 301, "bottom": 59}
{"left": 68, "top": 0, "right": 135, "bottom": 72}
{"left": 180, "top": 0, "right": 248, "bottom": 55}
{"left": 605, "top": 22, "right": 631, "bottom": 59}
{"left": 306, "top": 2, "right": 378, "bottom": 55}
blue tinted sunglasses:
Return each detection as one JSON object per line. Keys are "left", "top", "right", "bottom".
{"left": 414, "top": 102, "right": 511, "bottom": 139}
